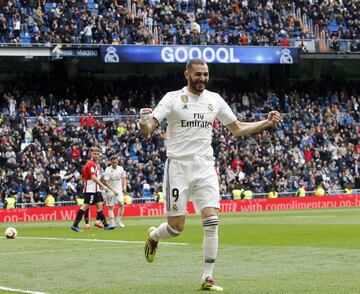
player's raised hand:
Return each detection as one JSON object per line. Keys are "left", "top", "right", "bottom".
{"left": 139, "top": 108, "right": 154, "bottom": 125}
{"left": 267, "top": 111, "right": 282, "bottom": 127}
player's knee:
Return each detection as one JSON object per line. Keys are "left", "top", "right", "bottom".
{"left": 203, "top": 215, "right": 218, "bottom": 235}
{"left": 168, "top": 216, "right": 185, "bottom": 232}
{"left": 167, "top": 219, "right": 184, "bottom": 233}
{"left": 166, "top": 224, "right": 182, "bottom": 238}
{"left": 169, "top": 223, "right": 184, "bottom": 233}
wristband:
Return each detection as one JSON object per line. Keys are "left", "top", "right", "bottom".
{"left": 139, "top": 113, "right": 153, "bottom": 125}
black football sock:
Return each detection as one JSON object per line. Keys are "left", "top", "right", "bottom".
{"left": 74, "top": 209, "right": 84, "bottom": 226}
{"left": 84, "top": 209, "right": 89, "bottom": 224}
{"left": 97, "top": 210, "right": 109, "bottom": 227}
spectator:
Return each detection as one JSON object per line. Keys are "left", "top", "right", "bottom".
{"left": 45, "top": 193, "right": 55, "bottom": 207}
{"left": 315, "top": 183, "right": 326, "bottom": 197}
{"left": 296, "top": 183, "right": 306, "bottom": 197}
{"left": 5, "top": 195, "right": 16, "bottom": 209}
{"left": 268, "top": 187, "right": 278, "bottom": 199}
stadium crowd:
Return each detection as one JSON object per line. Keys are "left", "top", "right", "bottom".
{"left": 0, "top": 0, "right": 359, "bottom": 45}
{"left": 0, "top": 74, "right": 359, "bottom": 207}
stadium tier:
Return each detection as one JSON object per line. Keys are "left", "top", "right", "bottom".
{"left": 0, "top": 75, "right": 359, "bottom": 207}
{"left": 0, "top": 0, "right": 359, "bottom": 49}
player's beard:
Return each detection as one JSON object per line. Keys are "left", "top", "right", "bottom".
{"left": 189, "top": 76, "right": 207, "bottom": 94}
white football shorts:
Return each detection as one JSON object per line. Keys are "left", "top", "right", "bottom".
{"left": 163, "top": 158, "right": 220, "bottom": 216}
{"left": 104, "top": 191, "right": 124, "bottom": 206}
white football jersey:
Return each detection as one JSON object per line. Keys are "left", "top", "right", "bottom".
{"left": 153, "top": 86, "right": 237, "bottom": 159}
{"left": 103, "top": 165, "right": 126, "bottom": 193}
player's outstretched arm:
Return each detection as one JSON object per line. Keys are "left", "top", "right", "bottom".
{"left": 139, "top": 108, "right": 159, "bottom": 135}
{"left": 226, "top": 110, "right": 281, "bottom": 137}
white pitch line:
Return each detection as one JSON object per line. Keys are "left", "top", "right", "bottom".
{"left": 0, "top": 246, "right": 120, "bottom": 256}
{"left": 18, "top": 236, "right": 189, "bottom": 245}
{"left": 0, "top": 286, "right": 49, "bottom": 294}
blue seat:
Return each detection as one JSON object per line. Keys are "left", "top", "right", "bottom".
{"left": 45, "top": 3, "right": 57, "bottom": 12}
{"left": 143, "top": 189, "right": 152, "bottom": 199}
{"left": 131, "top": 155, "right": 139, "bottom": 163}
{"left": 88, "top": 3, "right": 98, "bottom": 9}
{"left": 329, "top": 24, "right": 339, "bottom": 32}
{"left": 200, "top": 23, "right": 209, "bottom": 31}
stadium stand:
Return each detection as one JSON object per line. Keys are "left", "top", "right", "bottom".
{"left": 0, "top": 75, "right": 359, "bottom": 207}
{"left": 0, "top": 0, "right": 359, "bottom": 45}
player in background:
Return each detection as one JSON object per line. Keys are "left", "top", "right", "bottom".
{"left": 71, "top": 147, "right": 117, "bottom": 232}
{"left": 103, "top": 155, "right": 127, "bottom": 227}
{"left": 139, "top": 59, "right": 281, "bottom": 291}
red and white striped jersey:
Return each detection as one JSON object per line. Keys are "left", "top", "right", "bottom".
{"left": 82, "top": 160, "right": 101, "bottom": 193}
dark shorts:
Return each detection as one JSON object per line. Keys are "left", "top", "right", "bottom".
{"left": 83, "top": 192, "right": 104, "bottom": 205}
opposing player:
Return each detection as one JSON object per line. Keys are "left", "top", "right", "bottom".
{"left": 71, "top": 147, "right": 117, "bottom": 232}
{"left": 139, "top": 59, "right": 281, "bottom": 291}
{"left": 103, "top": 155, "right": 127, "bottom": 227}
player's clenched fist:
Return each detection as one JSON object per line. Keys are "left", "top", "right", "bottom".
{"left": 267, "top": 111, "right": 282, "bottom": 126}
{"left": 139, "top": 108, "right": 154, "bottom": 125}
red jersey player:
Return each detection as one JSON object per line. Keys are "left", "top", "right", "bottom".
{"left": 71, "top": 147, "right": 117, "bottom": 232}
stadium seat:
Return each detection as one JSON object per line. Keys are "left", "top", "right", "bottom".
{"left": 131, "top": 155, "right": 139, "bottom": 163}
{"left": 45, "top": 3, "right": 57, "bottom": 12}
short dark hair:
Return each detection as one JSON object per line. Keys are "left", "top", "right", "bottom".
{"left": 186, "top": 59, "right": 206, "bottom": 71}
{"left": 111, "top": 155, "right": 118, "bottom": 160}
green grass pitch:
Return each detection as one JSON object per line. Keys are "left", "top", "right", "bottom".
{"left": 1, "top": 208, "right": 360, "bottom": 294}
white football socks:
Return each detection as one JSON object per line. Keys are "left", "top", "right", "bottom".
{"left": 108, "top": 206, "right": 114, "bottom": 225}
{"left": 117, "top": 205, "right": 124, "bottom": 222}
{"left": 150, "top": 223, "right": 181, "bottom": 241}
{"left": 202, "top": 216, "right": 219, "bottom": 281}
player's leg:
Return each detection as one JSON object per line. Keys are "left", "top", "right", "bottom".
{"left": 145, "top": 159, "right": 186, "bottom": 262}
{"left": 149, "top": 215, "right": 184, "bottom": 241}
{"left": 117, "top": 203, "right": 125, "bottom": 227}
{"left": 108, "top": 205, "right": 115, "bottom": 226}
{"left": 94, "top": 193, "right": 116, "bottom": 230}
{"left": 99, "top": 192, "right": 114, "bottom": 226}
{"left": 71, "top": 202, "right": 89, "bottom": 232}
{"left": 194, "top": 162, "right": 223, "bottom": 291}
{"left": 117, "top": 193, "right": 125, "bottom": 227}
{"left": 106, "top": 192, "right": 116, "bottom": 226}
{"left": 145, "top": 215, "right": 184, "bottom": 263}
{"left": 84, "top": 208, "right": 90, "bottom": 230}
{"left": 94, "top": 194, "right": 107, "bottom": 228}
{"left": 200, "top": 207, "right": 222, "bottom": 291}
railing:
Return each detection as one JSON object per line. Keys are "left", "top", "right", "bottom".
{"left": 0, "top": 43, "right": 99, "bottom": 48}
{"left": 1, "top": 189, "right": 358, "bottom": 209}
{"left": 22, "top": 110, "right": 350, "bottom": 129}
{"left": 25, "top": 114, "right": 138, "bottom": 127}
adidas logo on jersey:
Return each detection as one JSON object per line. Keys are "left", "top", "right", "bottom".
{"left": 182, "top": 105, "right": 189, "bottom": 110}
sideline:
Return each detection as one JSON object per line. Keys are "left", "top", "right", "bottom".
{"left": 0, "top": 286, "right": 49, "bottom": 294}
{"left": 17, "top": 236, "right": 189, "bottom": 245}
